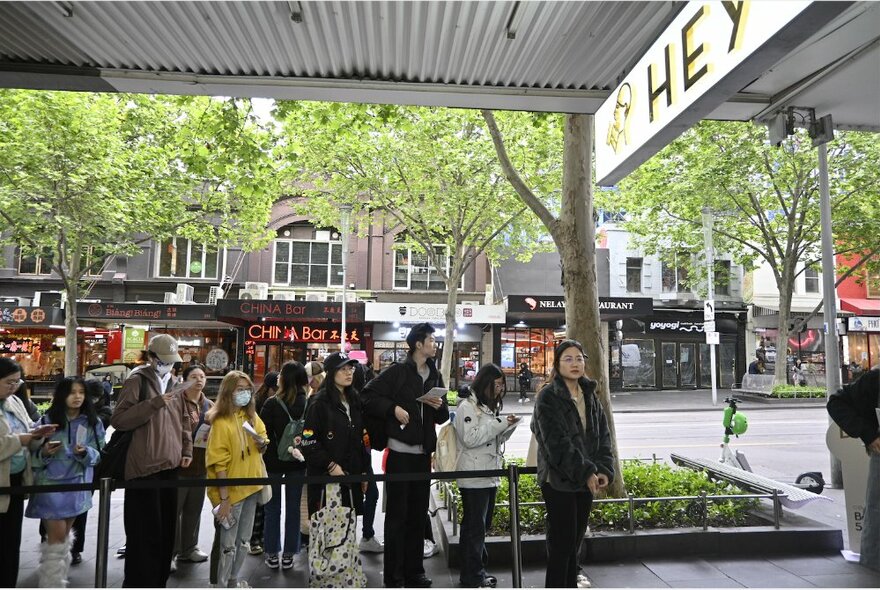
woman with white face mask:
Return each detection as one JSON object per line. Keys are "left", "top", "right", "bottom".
{"left": 110, "top": 333, "right": 193, "bottom": 588}
{"left": 206, "top": 371, "right": 268, "bottom": 589}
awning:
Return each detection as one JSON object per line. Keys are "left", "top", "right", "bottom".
{"left": 840, "top": 298, "right": 880, "bottom": 316}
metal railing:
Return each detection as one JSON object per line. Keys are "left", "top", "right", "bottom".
{"left": 1, "top": 464, "right": 781, "bottom": 589}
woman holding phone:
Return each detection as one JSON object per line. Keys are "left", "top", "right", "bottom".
{"left": 26, "top": 377, "right": 104, "bottom": 587}
{"left": 1, "top": 357, "right": 56, "bottom": 587}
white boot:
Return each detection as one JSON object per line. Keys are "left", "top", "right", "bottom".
{"left": 38, "top": 540, "right": 71, "bottom": 588}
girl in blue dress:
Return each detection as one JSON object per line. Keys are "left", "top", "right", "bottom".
{"left": 26, "top": 377, "right": 104, "bottom": 587}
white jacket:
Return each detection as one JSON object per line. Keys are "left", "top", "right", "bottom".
{"left": 1, "top": 394, "right": 40, "bottom": 513}
{"left": 453, "top": 396, "right": 517, "bottom": 489}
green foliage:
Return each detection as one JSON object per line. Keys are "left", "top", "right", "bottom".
{"left": 770, "top": 385, "right": 826, "bottom": 399}
{"left": 35, "top": 401, "right": 51, "bottom": 415}
{"left": 446, "top": 459, "right": 759, "bottom": 535}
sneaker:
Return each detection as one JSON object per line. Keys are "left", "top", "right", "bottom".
{"left": 524, "top": 398, "right": 530, "bottom": 402}
{"left": 264, "top": 554, "right": 280, "bottom": 569}
{"left": 178, "top": 548, "right": 209, "bottom": 563}
{"left": 517, "top": 399, "right": 523, "bottom": 403}
{"left": 70, "top": 552, "right": 82, "bottom": 566}
{"left": 359, "top": 536, "right": 385, "bottom": 553}
{"left": 248, "top": 543, "right": 264, "bottom": 556}
{"left": 423, "top": 540, "right": 439, "bottom": 558}
{"left": 116, "top": 545, "right": 126, "bottom": 558}
{"left": 281, "top": 554, "right": 294, "bottom": 570}
{"left": 235, "top": 581, "right": 252, "bottom": 588}
{"left": 577, "top": 573, "right": 592, "bottom": 588}
{"left": 169, "top": 560, "right": 177, "bottom": 574}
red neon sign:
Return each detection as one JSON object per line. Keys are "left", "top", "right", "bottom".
{"left": 247, "top": 324, "right": 361, "bottom": 344}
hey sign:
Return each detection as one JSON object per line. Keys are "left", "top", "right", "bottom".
{"left": 595, "top": 1, "right": 850, "bottom": 186}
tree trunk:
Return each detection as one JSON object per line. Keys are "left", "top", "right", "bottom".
{"left": 558, "top": 114, "right": 625, "bottom": 497}
{"left": 774, "top": 268, "right": 797, "bottom": 385}
{"left": 440, "top": 274, "right": 459, "bottom": 388}
{"left": 64, "top": 281, "right": 79, "bottom": 377}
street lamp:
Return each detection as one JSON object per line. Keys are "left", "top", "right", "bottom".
{"left": 702, "top": 207, "right": 718, "bottom": 406}
{"left": 339, "top": 204, "right": 353, "bottom": 351}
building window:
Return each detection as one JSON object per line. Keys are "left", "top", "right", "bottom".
{"left": 394, "top": 245, "right": 457, "bottom": 291}
{"left": 661, "top": 254, "right": 690, "bottom": 293}
{"left": 804, "top": 267, "right": 820, "bottom": 294}
{"left": 714, "top": 260, "right": 731, "bottom": 296}
{"left": 626, "top": 257, "right": 643, "bottom": 293}
{"left": 273, "top": 240, "right": 342, "bottom": 287}
{"left": 867, "top": 270, "right": 880, "bottom": 299}
{"left": 18, "top": 248, "right": 53, "bottom": 276}
{"left": 157, "top": 238, "right": 220, "bottom": 279}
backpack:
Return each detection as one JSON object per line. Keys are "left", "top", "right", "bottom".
{"left": 274, "top": 394, "right": 307, "bottom": 462}
{"left": 96, "top": 372, "right": 150, "bottom": 481}
{"left": 433, "top": 411, "right": 459, "bottom": 473}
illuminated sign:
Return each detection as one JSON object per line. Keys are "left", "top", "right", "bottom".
{"left": 246, "top": 324, "right": 362, "bottom": 344}
{"left": 0, "top": 338, "right": 34, "bottom": 353}
{"left": 77, "top": 302, "right": 215, "bottom": 322}
{"left": 595, "top": 1, "right": 849, "bottom": 186}
{"left": 216, "top": 300, "right": 364, "bottom": 323}
{"left": 0, "top": 306, "right": 63, "bottom": 326}
{"left": 364, "top": 302, "right": 506, "bottom": 324}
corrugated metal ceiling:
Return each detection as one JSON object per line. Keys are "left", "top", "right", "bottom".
{"left": 0, "top": 1, "right": 679, "bottom": 90}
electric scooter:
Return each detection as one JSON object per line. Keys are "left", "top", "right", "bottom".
{"left": 718, "top": 397, "right": 825, "bottom": 494}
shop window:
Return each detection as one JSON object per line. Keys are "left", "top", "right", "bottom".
{"left": 18, "top": 247, "right": 53, "bottom": 276}
{"left": 867, "top": 270, "right": 880, "bottom": 299}
{"left": 621, "top": 339, "right": 656, "bottom": 388}
{"left": 273, "top": 240, "right": 342, "bottom": 287}
{"left": 626, "top": 257, "right": 642, "bottom": 293}
{"left": 157, "top": 238, "right": 221, "bottom": 279}
{"left": 804, "top": 267, "right": 820, "bottom": 293}
{"left": 393, "top": 245, "right": 460, "bottom": 291}
{"left": 714, "top": 260, "right": 731, "bottom": 296}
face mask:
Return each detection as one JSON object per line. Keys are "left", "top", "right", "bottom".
{"left": 233, "top": 390, "right": 252, "bottom": 407}
{"left": 156, "top": 363, "right": 173, "bottom": 376}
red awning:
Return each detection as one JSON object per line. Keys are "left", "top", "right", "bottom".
{"left": 839, "top": 298, "right": 880, "bottom": 316}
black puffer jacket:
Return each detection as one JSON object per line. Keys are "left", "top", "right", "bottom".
{"left": 260, "top": 393, "right": 307, "bottom": 473}
{"left": 300, "top": 389, "right": 368, "bottom": 477}
{"left": 531, "top": 375, "right": 614, "bottom": 492}
{"left": 361, "top": 357, "right": 449, "bottom": 452}
{"left": 828, "top": 368, "right": 880, "bottom": 447}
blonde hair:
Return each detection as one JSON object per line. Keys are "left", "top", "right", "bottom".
{"left": 308, "top": 371, "right": 325, "bottom": 395}
{"left": 207, "top": 371, "right": 256, "bottom": 423}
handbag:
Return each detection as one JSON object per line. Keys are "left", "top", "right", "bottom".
{"left": 308, "top": 483, "right": 366, "bottom": 588}
{"left": 275, "top": 395, "right": 308, "bottom": 462}
{"left": 258, "top": 462, "right": 273, "bottom": 506}
{"left": 96, "top": 373, "right": 150, "bottom": 481}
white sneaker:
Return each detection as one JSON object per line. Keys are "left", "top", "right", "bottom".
{"left": 423, "top": 540, "right": 439, "bottom": 558}
{"left": 178, "top": 548, "right": 209, "bottom": 562}
{"left": 524, "top": 398, "right": 530, "bottom": 402}
{"left": 517, "top": 399, "right": 523, "bottom": 403}
{"left": 235, "top": 581, "right": 252, "bottom": 588}
{"left": 577, "top": 573, "right": 592, "bottom": 588}
{"left": 359, "top": 536, "right": 384, "bottom": 553}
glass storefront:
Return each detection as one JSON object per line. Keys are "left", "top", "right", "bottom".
{"left": 499, "top": 328, "right": 559, "bottom": 393}
{"left": 846, "top": 332, "right": 880, "bottom": 382}
{"left": 251, "top": 342, "right": 333, "bottom": 383}
{"left": 619, "top": 339, "right": 656, "bottom": 389}
{"left": 758, "top": 328, "right": 826, "bottom": 386}
{"left": 372, "top": 340, "right": 480, "bottom": 391}
{"left": 146, "top": 328, "right": 238, "bottom": 377}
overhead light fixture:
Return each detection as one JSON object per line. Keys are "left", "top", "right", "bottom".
{"left": 54, "top": 1, "right": 73, "bottom": 18}
{"left": 287, "top": 1, "right": 303, "bottom": 23}
{"left": 504, "top": 1, "right": 522, "bottom": 40}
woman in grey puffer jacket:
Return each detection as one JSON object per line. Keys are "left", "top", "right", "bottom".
{"left": 532, "top": 340, "right": 614, "bottom": 588}
{"left": 454, "top": 364, "right": 520, "bottom": 588}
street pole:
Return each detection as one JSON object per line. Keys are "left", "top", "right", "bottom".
{"left": 818, "top": 139, "right": 844, "bottom": 487}
{"left": 702, "top": 207, "right": 718, "bottom": 406}
{"left": 340, "top": 205, "right": 352, "bottom": 351}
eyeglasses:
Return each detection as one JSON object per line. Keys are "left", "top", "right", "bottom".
{"left": 2, "top": 378, "right": 24, "bottom": 389}
{"left": 338, "top": 365, "right": 356, "bottom": 372}
{"left": 560, "top": 356, "right": 587, "bottom": 364}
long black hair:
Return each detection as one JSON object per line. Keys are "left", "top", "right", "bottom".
{"left": 461, "top": 363, "right": 505, "bottom": 414}
{"left": 319, "top": 363, "right": 356, "bottom": 408}
{"left": 278, "top": 361, "right": 308, "bottom": 405}
{"left": 0, "top": 356, "right": 22, "bottom": 380}
{"left": 46, "top": 377, "right": 98, "bottom": 429}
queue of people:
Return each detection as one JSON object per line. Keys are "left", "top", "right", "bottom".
{"left": 2, "top": 326, "right": 625, "bottom": 589}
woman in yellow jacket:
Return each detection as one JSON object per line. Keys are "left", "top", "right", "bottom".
{"left": 206, "top": 371, "right": 268, "bottom": 589}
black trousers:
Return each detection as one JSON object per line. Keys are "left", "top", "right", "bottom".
{"left": 123, "top": 469, "right": 178, "bottom": 588}
{"left": 384, "top": 451, "right": 431, "bottom": 586}
{"left": 72, "top": 507, "right": 88, "bottom": 553}
{"left": 0, "top": 471, "right": 25, "bottom": 588}
{"left": 541, "top": 483, "right": 592, "bottom": 588}
{"left": 459, "top": 487, "right": 497, "bottom": 587}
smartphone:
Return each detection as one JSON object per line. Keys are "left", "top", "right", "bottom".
{"left": 211, "top": 505, "right": 237, "bottom": 530}
{"left": 46, "top": 440, "right": 62, "bottom": 450}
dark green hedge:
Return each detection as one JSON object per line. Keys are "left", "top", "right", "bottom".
{"left": 444, "top": 459, "right": 760, "bottom": 535}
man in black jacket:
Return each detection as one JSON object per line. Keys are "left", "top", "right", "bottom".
{"left": 361, "top": 323, "right": 449, "bottom": 588}
{"left": 827, "top": 368, "right": 879, "bottom": 571}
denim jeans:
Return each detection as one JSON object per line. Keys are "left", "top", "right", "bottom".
{"left": 215, "top": 492, "right": 258, "bottom": 588}
{"left": 362, "top": 479, "right": 379, "bottom": 539}
{"left": 861, "top": 453, "right": 880, "bottom": 571}
{"left": 262, "top": 472, "right": 303, "bottom": 556}
{"left": 458, "top": 487, "right": 497, "bottom": 587}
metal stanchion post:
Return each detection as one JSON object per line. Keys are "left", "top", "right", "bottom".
{"left": 701, "top": 491, "right": 708, "bottom": 531}
{"left": 628, "top": 494, "right": 635, "bottom": 534}
{"left": 508, "top": 463, "right": 523, "bottom": 588}
{"left": 95, "top": 478, "right": 113, "bottom": 588}
{"left": 772, "top": 490, "right": 781, "bottom": 529}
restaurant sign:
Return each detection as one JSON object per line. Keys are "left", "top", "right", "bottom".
{"left": 0, "top": 305, "right": 63, "bottom": 326}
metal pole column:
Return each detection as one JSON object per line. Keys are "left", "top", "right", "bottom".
{"left": 340, "top": 204, "right": 352, "bottom": 351}
{"left": 702, "top": 207, "right": 718, "bottom": 406}
{"left": 507, "top": 463, "right": 523, "bottom": 588}
{"left": 94, "top": 478, "right": 113, "bottom": 588}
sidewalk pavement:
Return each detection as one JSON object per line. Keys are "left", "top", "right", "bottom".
{"left": 504, "top": 388, "right": 826, "bottom": 415}
{"left": 16, "top": 490, "right": 880, "bottom": 588}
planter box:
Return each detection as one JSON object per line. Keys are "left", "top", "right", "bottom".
{"left": 432, "top": 494, "right": 843, "bottom": 568}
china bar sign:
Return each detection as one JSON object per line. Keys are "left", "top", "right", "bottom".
{"left": 595, "top": 0, "right": 851, "bottom": 186}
